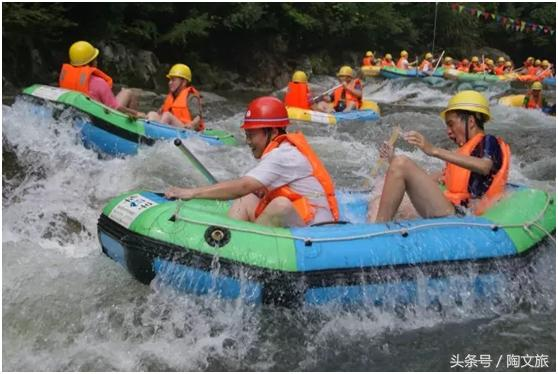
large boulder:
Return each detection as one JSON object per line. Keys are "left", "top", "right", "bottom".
{"left": 97, "top": 41, "right": 162, "bottom": 90}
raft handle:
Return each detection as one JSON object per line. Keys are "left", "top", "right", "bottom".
{"left": 205, "top": 226, "right": 231, "bottom": 248}
{"left": 311, "top": 220, "right": 350, "bottom": 227}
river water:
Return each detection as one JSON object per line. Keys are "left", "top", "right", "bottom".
{"left": 2, "top": 77, "right": 556, "bottom": 371}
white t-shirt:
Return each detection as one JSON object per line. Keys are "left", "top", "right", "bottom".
{"left": 245, "top": 142, "right": 334, "bottom": 225}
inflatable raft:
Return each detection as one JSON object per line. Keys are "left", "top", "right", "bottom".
{"left": 379, "top": 66, "right": 445, "bottom": 79}
{"left": 543, "top": 77, "right": 556, "bottom": 87}
{"left": 360, "top": 65, "right": 381, "bottom": 78}
{"left": 98, "top": 185, "right": 555, "bottom": 307}
{"left": 21, "top": 85, "right": 237, "bottom": 156}
{"left": 498, "top": 94, "right": 555, "bottom": 115}
{"left": 287, "top": 100, "right": 380, "bottom": 125}
{"left": 498, "top": 95, "right": 526, "bottom": 107}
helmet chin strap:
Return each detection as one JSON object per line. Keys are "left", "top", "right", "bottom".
{"left": 464, "top": 116, "right": 470, "bottom": 142}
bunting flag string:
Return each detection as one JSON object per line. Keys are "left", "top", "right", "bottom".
{"left": 450, "top": 3, "right": 555, "bottom": 36}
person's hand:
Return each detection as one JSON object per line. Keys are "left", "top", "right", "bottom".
{"left": 136, "top": 111, "right": 147, "bottom": 119}
{"left": 164, "top": 186, "right": 195, "bottom": 200}
{"left": 402, "top": 130, "right": 435, "bottom": 156}
{"left": 252, "top": 186, "right": 267, "bottom": 199}
{"left": 378, "top": 141, "right": 395, "bottom": 162}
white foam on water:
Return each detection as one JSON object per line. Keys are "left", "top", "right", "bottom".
{"left": 2, "top": 83, "right": 555, "bottom": 371}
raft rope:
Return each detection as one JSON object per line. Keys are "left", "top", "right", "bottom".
{"left": 174, "top": 193, "right": 555, "bottom": 245}
{"left": 432, "top": 2, "right": 439, "bottom": 52}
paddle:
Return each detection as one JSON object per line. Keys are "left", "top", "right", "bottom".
{"left": 363, "top": 126, "right": 401, "bottom": 187}
{"left": 311, "top": 84, "right": 342, "bottom": 103}
{"left": 535, "top": 64, "right": 554, "bottom": 78}
{"left": 428, "top": 50, "right": 445, "bottom": 76}
{"left": 174, "top": 138, "right": 218, "bottom": 184}
{"left": 482, "top": 54, "right": 487, "bottom": 79}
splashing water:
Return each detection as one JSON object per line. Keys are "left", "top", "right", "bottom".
{"left": 2, "top": 79, "right": 555, "bottom": 370}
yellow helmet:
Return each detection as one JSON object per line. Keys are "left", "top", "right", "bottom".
{"left": 486, "top": 59, "right": 494, "bottom": 66}
{"left": 166, "top": 64, "right": 192, "bottom": 81}
{"left": 292, "top": 70, "right": 308, "bottom": 83}
{"left": 366, "top": 51, "right": 373, "bottom": 57}
{"left": 505, "top": 61, "right": 512, "bottom": 67}
{"left": 541, "top": 60, "right": 550, "bottom": 67}
{"left": 425, "top": 52, "right": 433, "bottom": 59}
{"left": 385, "top": 53, "right": 393, "bottom": 60}
{"left": 444, "top": 57, "right": 452, "bottom": 63}
{"left": 527, "top": 56, "right": 534, "bottom": 62}
{"left": 497, "top": 57, "right": 505, "bottom": 63}
{"left": 337, "top": 65, "right": 354, "bottom": 77}
{"left": 400, "top": 50, "right": 408, "bottom": 57}
{"left": 471, "top": 56, "right": 479, "bottom": 63}
{"left": 440, "top": 90, "right": 491, "bottom": 122}
{"left": 534, "top": 59, "right": 541, "bottom": 66}
{"left": 531, "top": 81, "right": 543, "bottom": 90}
{"left": 69, "top": 41, "right": 99, "bottom": 66}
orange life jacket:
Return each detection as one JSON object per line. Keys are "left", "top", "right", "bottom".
{"left": 332, "top": 79, "right": 362, "bottom": 110}
{"left": 362, "top": 57, "right": 374, "bottom": 66}
{"left": 59, "top": 64, "right": 113, "bottom": 95}
{"left": 457, "top": 63, "right": 470, "bottom": 72}
{"left": 524, "top": 93, "right": 543, "bottom": 109}
{"left": 537, "top": 69, "right": 553, "bottom": 79}
{"left": 396, "top": 57, "right": 408, "bottom": 70}
{"left": 443, "top": 133, "right": 511, "bottom": 215}
{"left": 419, "top": 60, "right": 433, "bottom": 71}
{"left": 493, "top": 65, "right": 505, "bottom": 76}
{"left": 471, "top": 63, "right": 485, "bottom": 73}
{"left": 254, "top": 132, "right": 339, "bottom": 224}
{"left": 161, "top": 86, "right": 205, "bottom": 131}
{"left": 381, "top": 59, "right": 395, "bottom": 67}
{"left": 284, "top": 82, "right": 310, "bottom": 109}
{"left": 527, "top": 66, "right": 538, "bottom": 76}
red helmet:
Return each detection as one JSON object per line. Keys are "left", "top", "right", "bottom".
{"left": 241, "top": 96, "right": 290, "bottom": 129}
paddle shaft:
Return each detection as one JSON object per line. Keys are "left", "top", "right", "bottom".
{"left": 370, "top": 126, "right": 400, "bottom": 177}
{"left": 535, "top": 65, "right": 553, "bottom": 77}
{"left": 362, "top": 126, "right": 401, "bottom": 189}
{"left": 174, "top": 138, "right": 218, "bottom": 184}
{"left": 429, "top": 50, "right": 445, "bottom": 76}
{"left": 311, "top": 84, "right": 342, "bottom": 103}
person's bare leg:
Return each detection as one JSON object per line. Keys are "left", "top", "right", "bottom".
{"left": 228, "top": 193, "right": 260, "bottom": 222}
{"left": 255, "top": 197, "right": 305, "bottom": 227}
{"left": 146, "top": 111, "right": 161, "bottom": 121}
{"left": 375, "top": 155, "right": 454, "bottom": 222}
{"left": 368, "top": 190, "right": 418, "bottom": 222}
{"left": 161, "top": 112, "right": 188, "bottom": 127}
{"left": 343, "top": 102, "right": 357, "bottom": 112}
{"left": 314, "top": 101, "right": 334, "bottom": 113}
{"left": 116, "top": 88, "right": 139, "bottom": 109}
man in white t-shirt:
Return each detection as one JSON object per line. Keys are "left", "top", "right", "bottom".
{"left": 165, "top": 96, "right": 339, "bottom": 227}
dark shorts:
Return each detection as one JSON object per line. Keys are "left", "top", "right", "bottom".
{"left": 453, "top": 204, "right": 467, "bottom": 217}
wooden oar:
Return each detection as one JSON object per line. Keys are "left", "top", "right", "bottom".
{"left": 311, "top": 84, "right": 342, "bottom": 103}
{"left": 428, "top": 50, "right": 445, "bottom": 76}
{"left": 363, "top": 126, "right": 401, "bottom": 187}
{"left": 535, "top": 65, "right": 553, "bottom": 77}
{"left": 174, "top": 138, "right": 218, "bottom": 184}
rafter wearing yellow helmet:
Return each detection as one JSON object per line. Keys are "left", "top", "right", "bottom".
{"left": 59, "top": 40, "right": 143, "bottom": 118}
{"left": 146, "top": 63, "right": 204, "bottom": 131}
{"left": 370, "top": 90, "right": 510, "bottom": 222}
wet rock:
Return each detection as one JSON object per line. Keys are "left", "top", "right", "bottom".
{"left": 97, "top": 41, "right": 162, "bottom": 90}
{"left": 472, "top": 47, "right": 510, "bottom": 61}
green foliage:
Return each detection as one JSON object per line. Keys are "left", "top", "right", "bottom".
{"left": 160, "top": 13, "right": 214, "bottom": 46}
{"left": 3, "top": 3, "right": 76, "bottom": 37}
{"left": 2, "top": 2, "right": 555, "bottom": 87}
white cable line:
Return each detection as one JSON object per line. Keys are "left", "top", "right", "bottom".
{"left": 174, "top": 194, "right": 554, "bottom": 244}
